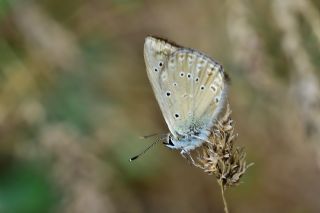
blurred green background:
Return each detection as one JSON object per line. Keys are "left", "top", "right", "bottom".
{"left": 1, "top": 0, "right": 320, "bottom": 212}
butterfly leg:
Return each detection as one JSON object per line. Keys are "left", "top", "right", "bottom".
{"left": 180, "top": 149, "right": 197, "bottom": 166}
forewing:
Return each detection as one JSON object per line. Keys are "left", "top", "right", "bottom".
{"left": 144, "top": 37, "right": 178, "bottom": 135}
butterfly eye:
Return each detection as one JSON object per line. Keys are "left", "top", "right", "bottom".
{"left": 168, "top": 136, "right": 174, "bottom": 146}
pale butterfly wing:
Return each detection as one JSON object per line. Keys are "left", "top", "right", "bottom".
{"left": 144, "top": 36, "right": 228, "bottom": 137}
{"left": 144, "top": 37, "right": 178, "bottom": 135}
{"left": 161, "top": 49, "right": 228, "bottom": 136}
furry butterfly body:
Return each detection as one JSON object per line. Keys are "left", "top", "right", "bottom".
{"left": 144, "top": 36, "right": 229, "bottom": 156}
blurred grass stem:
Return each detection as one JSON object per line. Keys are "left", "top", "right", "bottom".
{"left": 219, "top": 182, "right": 229, "bottom": 213}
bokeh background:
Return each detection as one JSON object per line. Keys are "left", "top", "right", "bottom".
{"left": 1, "top": 0, "right": 320, "bottom": 212}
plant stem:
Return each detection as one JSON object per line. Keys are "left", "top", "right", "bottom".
{"left": 219, "top": 182, "right": 229, "bottom": 213}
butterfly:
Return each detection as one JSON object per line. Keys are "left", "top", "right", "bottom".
{"left": 130, "top": 36, "right": 229, "bottom": 162}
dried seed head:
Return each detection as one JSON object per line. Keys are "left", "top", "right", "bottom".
{"left": 191, "top": 104, "right": 253, "bottom": 188}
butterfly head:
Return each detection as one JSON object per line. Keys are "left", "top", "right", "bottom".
{"left": 163, "top": 132, "right": 207, "bottom": 152}
{"left": 163, "top": 130, "right": 210, "bottom": 152}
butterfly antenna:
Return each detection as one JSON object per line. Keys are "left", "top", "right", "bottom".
{"left": 139, "top": 133, "right": 159, "bottom": 139}
{"left": 129, "top": 137, "right": 164, "bottom": 162}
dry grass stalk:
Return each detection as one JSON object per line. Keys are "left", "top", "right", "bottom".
{"left": 272, "top": 0, "right": 320, "bottom": 166}
{"left": 226, "top": 0, "right": 279, "bottom": 92}
{"left": 39, "top": 124, "right": 115, "bottom": 213}
{"left": 190, "top": 104, "right": 252, "bottom": 213}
